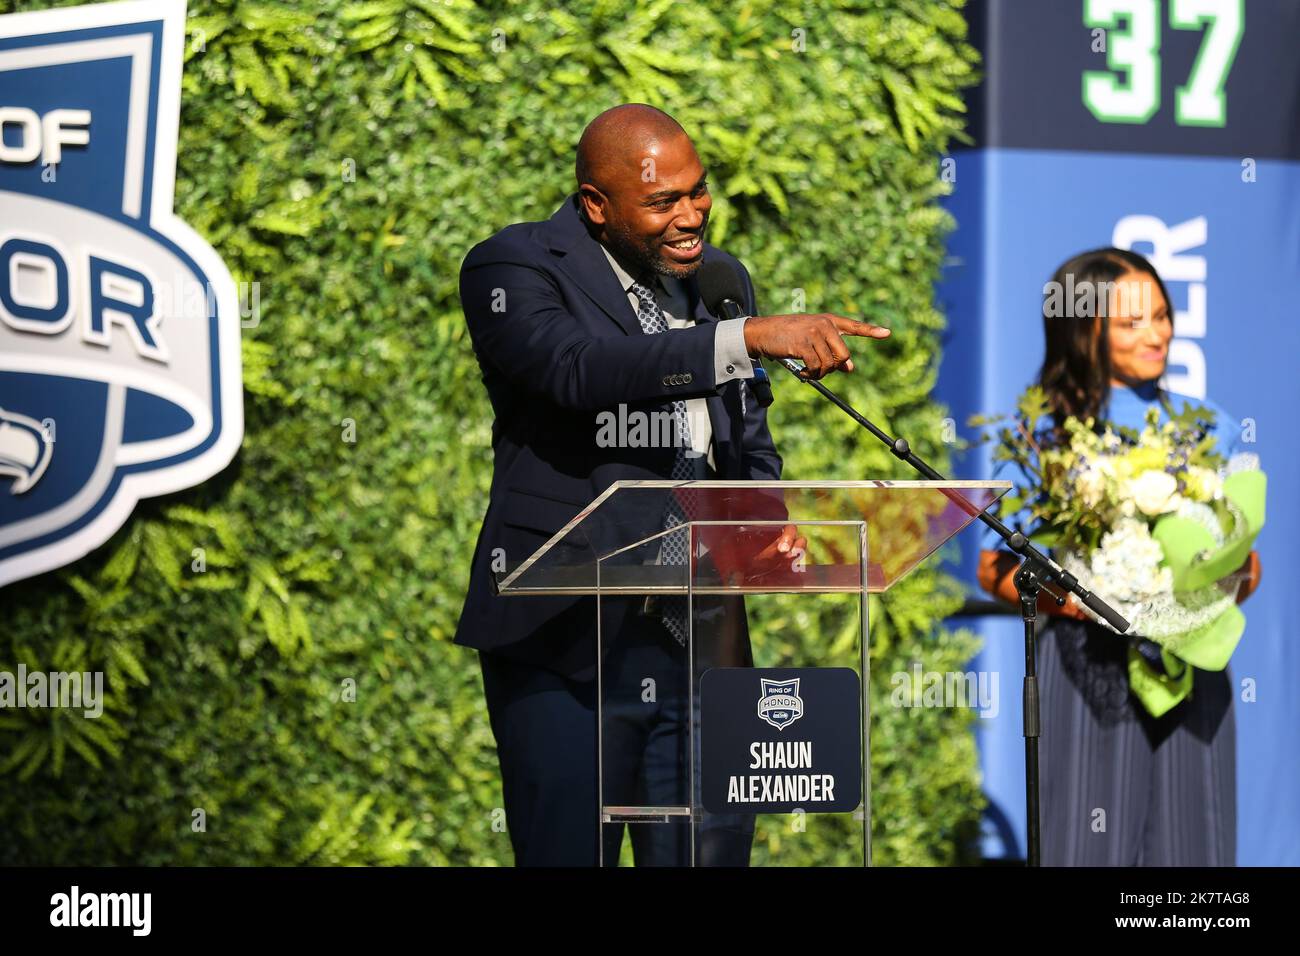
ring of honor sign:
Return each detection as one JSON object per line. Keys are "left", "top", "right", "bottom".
{"left": 701, "top": 667, "right": 862, "bottom": 815}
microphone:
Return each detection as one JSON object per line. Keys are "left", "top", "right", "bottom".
{"left": 697, "top": 260, "right": 774, "bottom": 407}
{"left": 697, "top": 259, "right": 747, "bottom": 319}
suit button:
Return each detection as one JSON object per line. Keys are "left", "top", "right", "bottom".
{"left": 663, "top": 376, "right": 672, "bottom": 386}
{"left": 682, "top": 373, "right": 693, "bottom": 384}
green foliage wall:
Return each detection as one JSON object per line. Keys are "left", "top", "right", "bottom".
{"left": 0, "top": 0, "right": 980, "bottom": 865}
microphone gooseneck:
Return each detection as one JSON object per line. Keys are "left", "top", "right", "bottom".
{"left": 700, "top": 258, "right": 1128, "bottom": 868}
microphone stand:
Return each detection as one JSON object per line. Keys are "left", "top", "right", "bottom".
{"left": 768, "top": 354, "right": 1130, "bottom": 868}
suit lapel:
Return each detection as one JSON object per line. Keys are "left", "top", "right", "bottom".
{"left": 545, "top": 196, "right": 641, "bottom": 336}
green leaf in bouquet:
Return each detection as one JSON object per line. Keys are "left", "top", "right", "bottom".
{"left": 995, "top": 491, "right": 1024, "bottom": 513}
{"left": 1029, "top": 528, "right": 1061, "bottom": 548}
{"left": 1113, "top": 423, "right": 1141, "bottom": 444}
{"left": 1167, "top": 397, "right": 1216, "bottom": 431}
{"left": 1197, "top": 436, "right": 1225, "bottom": 468}
{"left": 1015, "top": 385, "right": 1049, "bottom": 427}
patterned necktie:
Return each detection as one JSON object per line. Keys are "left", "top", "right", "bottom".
{"left": 630, "top": 279, "right": 694, "bottom": 644}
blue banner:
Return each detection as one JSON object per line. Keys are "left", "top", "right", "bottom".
{"left": 939, "top": 0, "right": 1300, "bottom": 864}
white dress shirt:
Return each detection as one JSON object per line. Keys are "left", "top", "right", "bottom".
{"left": 599, "top": 244, "right": 754, "bottom": 472}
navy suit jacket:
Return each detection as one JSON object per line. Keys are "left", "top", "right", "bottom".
{"left": 453, "top": 193, "right": 783, "bottom": 680}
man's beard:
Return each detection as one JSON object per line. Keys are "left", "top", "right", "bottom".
{"left": 606, "top": 214, "right": 708, "bottom": 280}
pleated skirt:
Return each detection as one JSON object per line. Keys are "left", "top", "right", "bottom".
{"left": 1038, "top": 617, "right": 1237, "bottom": 866}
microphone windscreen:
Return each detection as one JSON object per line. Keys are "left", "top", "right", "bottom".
{"left": 697, "top": 259, "right": 748, "bottom": 316}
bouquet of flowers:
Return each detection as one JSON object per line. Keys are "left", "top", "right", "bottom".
{"left": 978, "top": 387, "right": 1266, "bottom": 716}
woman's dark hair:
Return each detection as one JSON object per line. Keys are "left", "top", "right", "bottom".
{"left": 1038, "top": 246, "right": 1174, "bottom": 428}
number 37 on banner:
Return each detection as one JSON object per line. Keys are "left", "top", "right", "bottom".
{"left": 1083, "top": 0, "right": 1243, "bottom": 127}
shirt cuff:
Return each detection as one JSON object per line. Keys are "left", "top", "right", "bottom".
{"left": 713, "top": 318, "right": 755, "bottom": 384}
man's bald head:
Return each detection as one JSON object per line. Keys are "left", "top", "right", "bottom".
{"left": 575, "top": 104, "right": 687, "bottom": 191}
{"left": 573, "top": 105, "right": 711, "bottom": 280}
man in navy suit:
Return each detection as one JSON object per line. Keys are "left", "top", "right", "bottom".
{"left": 455, "top": 104, "right": 889, "bottom": 865}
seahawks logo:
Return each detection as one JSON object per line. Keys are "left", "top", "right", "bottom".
{"left": 0, "top": 406, "right": 52, "bottom": 494}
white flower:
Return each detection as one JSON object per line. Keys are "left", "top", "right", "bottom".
{"left": 1087, "top": 518, "right": 1171, "bottom": 603}
{"left": 1183, "top": 465, "right": 1222, "bottom": 502}
{"left": 1075, "top": 465, "right": 1107, "bottom": 508}
{"left": 1127, "top": 470, "right": 1181, "bottom": 516}
{"left": 1061, "top": 519, "right": 1235, "bottom": 641}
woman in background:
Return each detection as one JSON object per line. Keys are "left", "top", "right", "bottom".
{"left": 977, "top": 247, "right": 1261, "bottom": 866}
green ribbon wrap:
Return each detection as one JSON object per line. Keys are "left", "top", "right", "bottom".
{"left": 1127, "top": 470, "right": 1266, "bottom": 717}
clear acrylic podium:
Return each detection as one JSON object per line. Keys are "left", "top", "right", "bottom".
{"left": 495, "top": 479, "right": 1008, "bottom": 866}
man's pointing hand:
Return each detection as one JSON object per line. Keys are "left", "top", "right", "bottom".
{"left": 742, "top": 314, "right": 890, "bottom": 380}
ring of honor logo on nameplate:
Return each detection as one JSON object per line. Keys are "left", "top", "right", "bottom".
{"left": 701, "top": 667, "right": 861, "bottom": 815}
